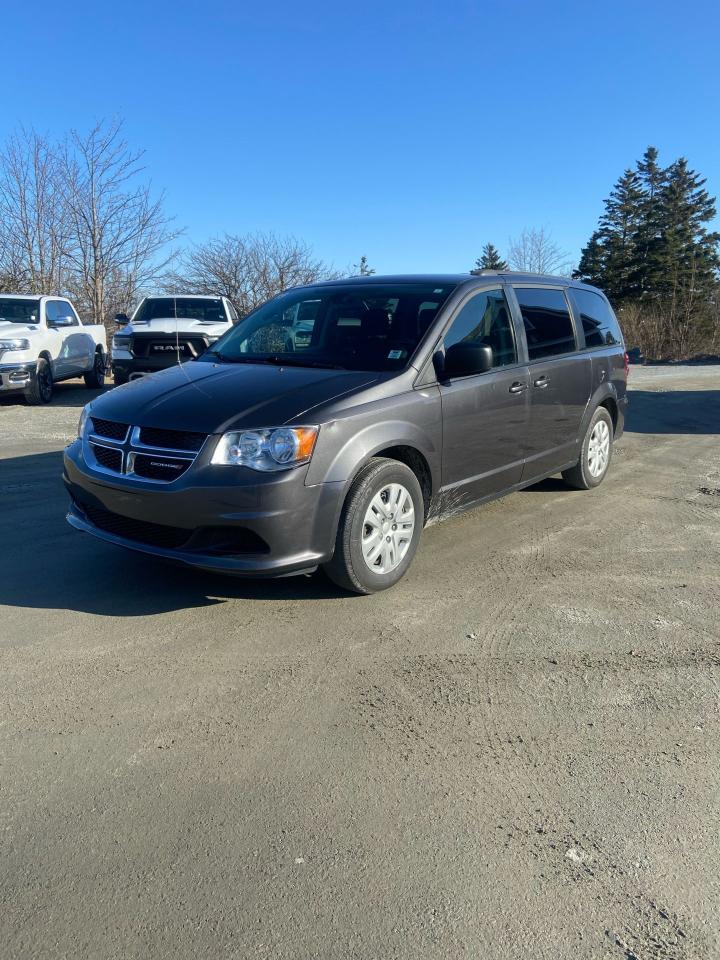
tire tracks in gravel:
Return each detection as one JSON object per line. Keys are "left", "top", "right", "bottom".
{"left": 474, "top": 445, "right": 715, "bottom": 959}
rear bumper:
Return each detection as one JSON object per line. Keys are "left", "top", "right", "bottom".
{"left": 0, "top": 361, "right": 36, "bottom": 392}
{"left": 63, "top": 439, "right": 345, "bottom": 576}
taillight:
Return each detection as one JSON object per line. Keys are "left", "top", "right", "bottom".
{"left": 624, "top": 351, "right": 629, "bottom": 376}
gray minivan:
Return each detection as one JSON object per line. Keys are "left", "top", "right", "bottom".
{"left": 64, "top": 273, "right": 627, "bottom": 593}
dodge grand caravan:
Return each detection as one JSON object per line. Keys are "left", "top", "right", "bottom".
{"left": 64, "top": 274, "right": 627, "bottom": 593}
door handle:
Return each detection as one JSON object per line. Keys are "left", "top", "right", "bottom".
{"left": 509, "top": 381, "right": 528, "bottom": 394}
{"left": 534, "top": 376, "right": 550, "bottom": 389}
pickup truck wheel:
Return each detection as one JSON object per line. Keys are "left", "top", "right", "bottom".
{"left": 84, "top": 350, "right": 106, "bottom": 389}
{"left": 562, "top": 406, "right": 614, "bottom": 490}
{"left": 113, "top": 370, "right": 129, "bottom": 386}
{"left": 24, "top": 357, "right": 53, "bottom": 405}
{"left": 323, "top": 457, "right": 424, "bottom": 595}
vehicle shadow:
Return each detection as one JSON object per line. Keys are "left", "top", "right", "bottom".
{"left": 520, "top": 387, "right": 719, "bottom": 496}
{"left": 0, "top": 449, "right": 344, "bottom": 617}
{"left": 625, "top": 388, "right": 720, "bottom": 435}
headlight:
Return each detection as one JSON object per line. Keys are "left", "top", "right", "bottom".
{"left": 211, "top": 426, "right": 318, "bottom": 471}
{"left": 77, "top": 404, "right": 91, "bottom": 439}
{"left": 0, "top": 338, "right": 30, "bottom": 351}
{"left": 112, "top": 335, "right": 132, "bottom": 349}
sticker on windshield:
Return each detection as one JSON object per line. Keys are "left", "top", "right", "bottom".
{"left": 387, "top": 349, "right": 405, "bottom": 360}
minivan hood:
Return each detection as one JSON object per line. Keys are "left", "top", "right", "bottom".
{"left": 89, "top": 360, "right": 381, "bottom": 434}
{"left": 123, "top": 318, "right": 232, "bottom": 336}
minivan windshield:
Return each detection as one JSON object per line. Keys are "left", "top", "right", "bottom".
{"left": 133, "top": 297, "right": 227, "bottom": 323}
{"left": 0, "top": 298, "right": 41, "bottom": 323}
{"left": 202, "top": 282, "right": 457, "bottom": 372}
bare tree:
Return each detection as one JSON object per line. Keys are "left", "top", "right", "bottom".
{"left": 61, "top": 119, "right": 179, "bottom": 325}
{"left": 165, "top": 232, "right": 338, "bottom": 315}
{"left": 507, "top": 227, "right": 573, "bottom": 276}
{"left": 0, "top": 127, "right": 68, "bottom": 293}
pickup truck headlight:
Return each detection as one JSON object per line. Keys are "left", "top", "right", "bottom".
{"left": 112, "top": 335, "right": 132, "bottom": 350}
{"left": 0, "top": 338, "right": 30, "bottom": 352}
{"left": 211, "top": 426, "right": 318, "bottom": 471}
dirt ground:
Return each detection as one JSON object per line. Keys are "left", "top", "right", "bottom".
{"left": 1, "top": 366, "right": 718, "bottom": 960}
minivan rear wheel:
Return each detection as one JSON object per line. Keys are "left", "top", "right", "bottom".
{"left": 562, "top": 406, "right": 614, "bottom": 490}
{"left": 324, "top": 457, "right": 424, "bottom": 594}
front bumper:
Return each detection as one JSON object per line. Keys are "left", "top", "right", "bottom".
{"left": 63, "top": 439, "right": 345, "bottom": 576}
{"left": 0, "top": 360, "right": 36, "bottom": 392}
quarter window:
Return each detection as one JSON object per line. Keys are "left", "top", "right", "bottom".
{"left": 569, "top": 288, "right": 622, "bottom": 348}
{"left": 514, "top": 287, "right": 576, "bottom": 361}
{"left": 444, "top": 288, "right": 517, "bottom": 368}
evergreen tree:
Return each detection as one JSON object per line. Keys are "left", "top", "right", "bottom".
{"left": 657, "top": 158, "right": 720, "bottom": 300}
{"left": 352, "top": 255, "right": 375, "bottom": 276}
{"left": 596, "top": 168, "right": 644, "bottom": 300}
{"left": 630, "top": 146, "right": 668, "bottom": 296}
{"left": 471, "top": 242, "right": 508, "bottom": 273}
{"left": 574, "top": 230, "right": 606, "bottom": 287}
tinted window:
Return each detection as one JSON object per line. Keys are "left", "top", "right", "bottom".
{"left": 0, "top": 298, "right": 40, "bottom": 323}
{"left": 569, "top": 288, "right": 622, "bottom": 348}
{"left": 444, "top": 288, "right": 516, "bottom": 367}
{"left": 514, "top": 287, "right": 576, "bottom": 361}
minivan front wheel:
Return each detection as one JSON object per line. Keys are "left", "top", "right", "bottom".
{"left": 324, "top": 457, "right": 424, "bottom": 594}
{"left": 562, "top": 406, "right": 614, "bottom": 490}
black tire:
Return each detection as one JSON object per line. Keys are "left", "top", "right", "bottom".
{"left": 562, "top": 406, "right": 614, "bottom": 490}
{"left": 84, "top": 350, "right": 106, "bottom": 389}
{"left": 113, "top": 369, "right": 129, "bottom": 387}
{"left": 323, "top": 457, "right": 424, "bottom": 595}
{"left": 24, "top": 357, "right": 53, "bottom": 405}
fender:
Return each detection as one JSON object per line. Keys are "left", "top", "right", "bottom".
{"left": 305, "top": 390, "right": 442, "bottom": 490}
{"left": 578, "top": 380, "right": 619, "bottom": 439}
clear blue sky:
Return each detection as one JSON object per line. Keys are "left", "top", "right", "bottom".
{"left": 3, "top": 0, "right": 719, "bottom": 273}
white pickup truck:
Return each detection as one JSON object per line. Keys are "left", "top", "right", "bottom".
{"left": 111, "top": 295, "right": 237, "bottom": 385}
{"left": 0, "top": 294, "right": 107, "bottom": 404}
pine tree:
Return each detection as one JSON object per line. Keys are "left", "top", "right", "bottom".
{"left": 352, "top": 255, "right": 375, "bottom": 276}
{"left": 574, "top": 230, "right": 606, "bottom": 287}
{"left": 597, "top": 168, "right": 644, "bottom": 300}
{"left": 576, "top": 146, "right": 720, "bottom": 357}
{"left": 630, "top": 146, "right": 668, "bottom": 296}
{"left": 471, "top": 243, "right": 508, "bottom": 274}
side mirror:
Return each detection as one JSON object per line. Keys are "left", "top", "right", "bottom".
{"left": 114, "top": 313, "right": 130, "bottom": 325}
{"left": 440, "top": 343, "right": 493, "bottom": 379}
{"left": 49, "top": 315, "right": 75, "bottom": 328}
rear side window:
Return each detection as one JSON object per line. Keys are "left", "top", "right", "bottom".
{"left": 514, "top": 287, "right": 576, "bottom": 361}
{"left": 444, "top": 288, "right": 517, "bottom": 368}
{"left": 569, "top": 288, "right": 623, "bottom": 348}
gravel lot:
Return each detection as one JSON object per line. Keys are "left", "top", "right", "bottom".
{"left": 1, "top": 366, "right": 719, "bottom": 960}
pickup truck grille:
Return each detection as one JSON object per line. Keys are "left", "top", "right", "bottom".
{"left": 130, "top": 333, "right": 211, "bottom": 360}
{"left": 85, "top": 418, "right": 208, "bottom": 483}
